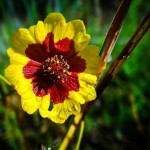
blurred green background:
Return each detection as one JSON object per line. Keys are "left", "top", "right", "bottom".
{"left": 0, "top": 0, "right": 150, "bottom": 150}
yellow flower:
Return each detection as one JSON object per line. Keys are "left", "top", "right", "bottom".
{"left": 5, "top": 13, "right": 102, "bottom": 123}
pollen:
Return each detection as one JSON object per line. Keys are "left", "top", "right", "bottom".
{"left": 42, "top": 55, "right": 70, "bottom": 82}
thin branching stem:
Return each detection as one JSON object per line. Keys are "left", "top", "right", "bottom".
{"left": 75, "top": 120, "right": 85, "bottom": 150}
{"left": 59, "top": 112, "right": 84, "bottom": 150}
{"left": 99, "top": 0, "right": 131, "bottom": 74}
{"left": 96, "top": 11, "right": 150, "bottom": 96}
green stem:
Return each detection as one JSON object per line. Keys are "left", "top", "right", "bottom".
{"left": 0, "top": 75, "right": 11, "bottom": 86}
{"left": 75, "top": 120, "right": 85, "bottom": 150}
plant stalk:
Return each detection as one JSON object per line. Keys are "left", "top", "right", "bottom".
{"left": 58, "top": 112, "right": 84, "bottom": 150}
{"left": 96, "top": 11, "right": 150, "bottom": 96}
{"left": 99, "top": 0, "right": 131, "bottom": 74}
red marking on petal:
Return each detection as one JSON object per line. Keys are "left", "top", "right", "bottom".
{"left": 54, "top": 38, "right": 73, "bottom": 52}
{"left": 31, "top": 69, "right": 53, "bottom": 96}
{"left": 43, "top": 33, "right": 55, "bottom": 53}
{"left": 23, "top": 60, "right": 41, "bottom": 78}
{"left": 25, "top": 33, "right": 55, "bottom": 62}
{"left": 51, "top": 84, "right": 68, "bottom": 104}
{"left": 33, "top": 84, "right": 48, "bottom": 96}
{"left": 62, "top": 73, "right": 79, "bottom": 91}
{"left": 25, "top": 44, "right": 47, "bottom": 63}
{"left": 68, "top": 55, "right": 86, "bottom": 73}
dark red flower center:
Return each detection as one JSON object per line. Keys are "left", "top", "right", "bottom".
{"left": 23, "top": 32, "right": 86, "bottom": 104}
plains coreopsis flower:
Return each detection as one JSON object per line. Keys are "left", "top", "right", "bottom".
{"left": 5, "top": 13, "right": 102, "bottom": 123}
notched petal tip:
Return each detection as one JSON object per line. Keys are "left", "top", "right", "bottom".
{"left": 79, "top": 80, "right": 97, "bottom": 102}
{"left": 22, "top": 100, "right": 39, "bottom": 114}
{"left": 11, "top": 28, "right": 36, "bottom": 54}
{"left": 69, "top": 91, "right": 85, "bottom": 104}
{"left": 78, "top": 45, "right": 102, "bottom": 74}
{"left": 68, "top": 20, "right": 91, "bottom": 51}
{"left": 39, "top": 109, "right": 49, "bottom": 118}
{"left": 39, "top": 95, "right": 50, "bottom": 118}
{"left": 44, "top": 12, "right": 66, "bottom": 24}
{"left": 35, "top": 21, "right": 47, "bottom": 43}
{"left": 47, "top": 99, "right": 81, "bottom": 124}
{"left": 78, "top": 73, "right": 97, "bottom": 85}
{"left": 7, "top": 48, "right": 29, "bottom": 65}
{"left": 7, "top": 48, "right": 14, "bottom": 57}
{"left": 69, "top": 20, "right": 86, "bottom": 33}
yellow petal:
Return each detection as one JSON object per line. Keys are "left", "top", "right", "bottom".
{"left": 79, "top": 80, "right": 96, "bottom": 102}
{"left": 74, "top": 32, "right": 90, "bottom": 51}
{"left": 5, "top": 66, "right": 35, "bottom": 112}
{"left": 44, "top": 13, "right": 65, "bottom": 26}
{"left": 48, "top": 99, "right": 81, "bottom": 123}
{"left": 68, "top": 20, "right": 90, "bottom": 51}
{"left": 68, "top": 91, "right": 85, "bottom": 104}
{"left": 44, "top": 13, "right": 67, "bottom": 43}
{"left": 11, "top": 28, "right": 36, "bottom": 54}
{"left": 63, "top": 20, "right": 90, "bottom": 51}
{"left": 7, "top": 48, "right": 29, "bottom": 65}
{"left": 44, "top": 14, "right": 90, "bottom": 51}
{"left": 5, "top": 64, "right": 40, "bottom": 114}
{"left": 28, "top": 25, "right": 36, "bottom": 40}
{"left": 35, "top": 21, "right": 47, "bottom": 43}
{"left": 78, "top": 45, "right": 102, "bottom": 74}
{"left": 5, "top": 64, "right": 41, "bottom": 115}
{"left": 21, "top": 86, "right": 40, "bottom": 114}
{"left": 5, "top": 64, "right": 34, "bottom": 98}
{"left": 5, "top": 65, "right": 25, "bottom": 85}
{"left": 53, "top": 20, "right": 67, "bottom": 43}
{"left": 62, "top": 22, "right": 75, "bottom": 40}
{"left": 39, "top": 94, "right": 50, "bottom": 118}
{"left": 21, "top": 99, "right": 39, "bottom": 114}
{"left": 44, "top": 13, "right": 65, "bottom": 35}
{"left": 44, "top": 23, "right": 52, "bottom": 36}
{"left": 78, "top": 73, "right": 97, "bottom": 85}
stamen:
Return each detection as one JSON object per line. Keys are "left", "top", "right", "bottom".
{"left": 42, "top": 55, "right": 70, "bottom": 82}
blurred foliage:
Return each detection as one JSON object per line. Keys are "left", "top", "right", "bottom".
{"left": 0, "top": 0, "right": 150, "bottom": 150}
